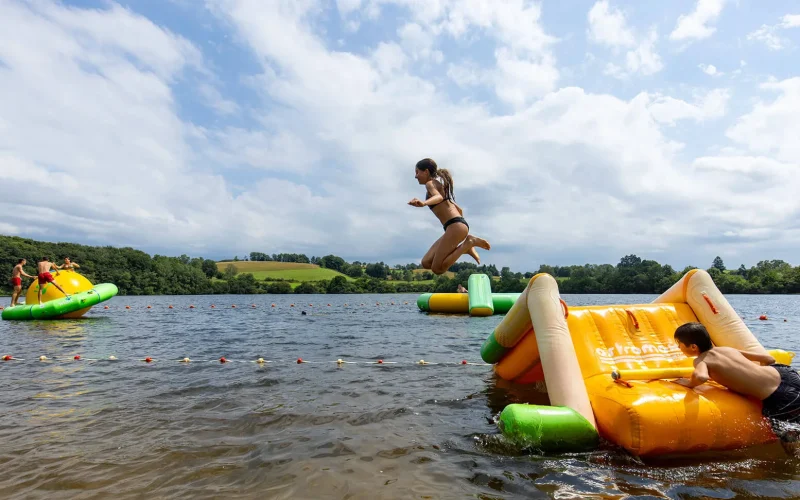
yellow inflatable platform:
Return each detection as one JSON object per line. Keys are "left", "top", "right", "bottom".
{"left": 481, "top": 269, "right": 795, "bottom": 457}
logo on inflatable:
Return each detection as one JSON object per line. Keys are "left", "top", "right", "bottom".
{"left": 595, "top": 343, "right": 682, "bottom": 364}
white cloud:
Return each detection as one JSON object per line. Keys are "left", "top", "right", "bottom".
{"left": 587, "top": 0, "right": 636, "bottom": 48}
{"left": 587, "top": 2, "right": 663, "bottom": 78}
{"left": 669, "top": 0, "right": 726, "bottom": 42}
{"left": 646, "top": 88, "right": 730, "bottom": 126}
{"left": 198, "top": 83, "right": 240, "bottom": 115}
{"left": 397, "top": 22, "right": 442, "bottom": 63}
{"left": 624, "top": 29, "right": 663, "bottom": 76}
{"left": 726, "top": 78, "right": 800, "bottom": 163}
{"left": 747, "top": 14, "right": 800, "bottom": 51}
{"left": 699, "top": 63, "right": 722, "bottom": 77}
{"left": 780, "top": 14, "right": 800, "bottom": 28}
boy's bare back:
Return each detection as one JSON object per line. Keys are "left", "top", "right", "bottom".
{"left": 37, "top": 261, "right": 54, "bottom": 274}
{"left": 698, "top": 347, "right": 780, "bottom": 400}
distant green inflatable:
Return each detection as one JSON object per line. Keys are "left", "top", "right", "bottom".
{"left": 2, "top": 283, "right": 118, "bottom": 321}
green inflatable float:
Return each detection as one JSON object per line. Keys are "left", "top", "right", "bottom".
{"left": 2, "top": 283, "right": 118, "bottom": 321}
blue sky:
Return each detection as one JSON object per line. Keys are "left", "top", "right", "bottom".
{"left": 1, "top": 0, "right": 799, "bottom": 272}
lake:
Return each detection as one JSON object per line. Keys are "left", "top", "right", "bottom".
{"left": 1, "top": 293, "right": 799, "bottom": 499}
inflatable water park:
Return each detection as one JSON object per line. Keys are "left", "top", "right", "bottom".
{"left": 419, "top": 270, "right": 796, "bottom": 457}
{"left": 2, "top": 271, "right": 117, "bottom": 320}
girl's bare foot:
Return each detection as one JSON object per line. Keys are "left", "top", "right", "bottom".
{"left": 467, "top": 247, "right": 481, "bottom": 264}
{"left": 467, "top": 235, "right": 491, "bottom": 251}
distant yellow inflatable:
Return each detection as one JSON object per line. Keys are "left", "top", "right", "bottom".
{"left": 482, "top": 269, "right": 796, "bottom": 457}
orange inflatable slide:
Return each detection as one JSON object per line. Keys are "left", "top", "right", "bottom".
{"left": 481, "top": 269, "right": 795, "bottom": 457}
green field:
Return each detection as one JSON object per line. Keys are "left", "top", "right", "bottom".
{"left": 217, "top": 261, "right": 352, "bottom": 282}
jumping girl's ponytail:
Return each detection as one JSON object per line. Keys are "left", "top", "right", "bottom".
{"left": 437, "top": 168, "right": 454, "bottom": 201}
{"left": 415, "top": 158, "right": 455, "bottom": 201}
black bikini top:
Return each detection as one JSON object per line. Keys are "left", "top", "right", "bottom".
{"left": 426, "top": 192, "right": 452, "bottom": 210}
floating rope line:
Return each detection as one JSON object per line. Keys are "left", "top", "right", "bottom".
{"left": 87, "top": 302, "right": 413, "bottom": 311}
{"left": 1, "top": 354, "right": 489, "bottom": 366}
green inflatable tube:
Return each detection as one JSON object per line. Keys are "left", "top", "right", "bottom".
{"left": 468, "top": 274, "right": 493, "bottom": 316}
{"left": 498, "top": 404, "right": 599, "bottom": 453}
{"left": 2, "top": 283, "right": 118, "bottom": 320}
{"left": 480, "top": 335, "right": 507, "bottom": 364}
{"left": 416, "top": 293, "right": 432, "bottom": 312}
{"left": 491, "top": 294, "right": 518, "bottom": 314}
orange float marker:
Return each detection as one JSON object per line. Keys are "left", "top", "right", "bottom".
{"left": 2, "top": 355, "right": 12, "bottom": 361}
{"left": 74, "top": 355, "right": 81, "bottom": 360}
{"left": 144, "top": 357, "right": 153, "bottom": 363}
{"left": 104, "top": 305, "right": 109, "bottom": 309}
{"left": 297, "top": 358, "right": 303, "bottom": 364}
{"left": 759, "top": 314, "right": 768, "bottom": 321}
{"left": 220, "top": 357, "right": 227, "bottom": 363}
{"left": 169, "top": 305, "right": 174, "bottom": 309}
{"left": 189, "top": 305, "right": 195, "bottom": 309}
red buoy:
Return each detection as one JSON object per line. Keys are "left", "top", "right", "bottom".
{"left": 145, "top": 357, "right": 153, "bottom": 363}
{"left": 74, "top": 355, "right": 81, "bottom": 360}
{"left": 759, "top": 315, "right": 768, "bottom": 321}
{"left": 189, "top": 305, "right": 195, "bottom": 309}
{"left": 2, "top": 355, "right": 12, "bottom": 361}
{"left": 297, "top": 358, "right": 303, "bottom": 364}
{"left": 462, "top": 360, "right": 467, "bottom": 365}
{"left": 169, "top": 305, "right": 173, "bottom": 309}
{"left": 104, "top": 305, "right": 109, "bottom": 309}
{"left": 377, "top": 359, "right": 383, "bottom": 364}
{"left": 220, "top": 357, "right": 227, "bottom": 363}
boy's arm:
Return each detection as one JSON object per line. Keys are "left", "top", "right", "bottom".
{"left": 739, "top": 350, "right": 775, "bottom": 365}
{"left": 673, "top": 361, "right": 710, "bottom": 388}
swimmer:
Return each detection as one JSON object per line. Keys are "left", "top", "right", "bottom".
{"left": 36, "top": 257, "right": 70, "bottom": 305}
{"left": 9, "top": 259, "right": 36, "bottom": 307}
{"left": 408, "top": 158, "right": 490, "bottom": 275}
{"left": 457, "top": 284, "right": 468, "bottom": 293}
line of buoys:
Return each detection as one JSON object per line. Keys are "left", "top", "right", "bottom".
{"left": 1, "top": 353, "right": 487, "bottom": 366}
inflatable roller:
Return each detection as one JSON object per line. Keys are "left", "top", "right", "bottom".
{"left": 499, "top": 404, "right": 599, "bottom": 452}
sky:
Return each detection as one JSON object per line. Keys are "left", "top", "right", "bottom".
{"left": 1, "top": 0, "right": 799, "bottom": 272}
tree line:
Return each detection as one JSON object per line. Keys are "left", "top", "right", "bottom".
{"left": 2, "top": 235, "right": 798, "bottom": 295}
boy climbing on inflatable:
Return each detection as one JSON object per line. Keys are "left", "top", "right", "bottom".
{"left": 9, "top": 259, "right": 36, "bottom": 307}
{"left": 36, "top": 257, "right": 70, "bottom": 305}
{"left": 673, "top": 322, "right": 800, "bottom": 453}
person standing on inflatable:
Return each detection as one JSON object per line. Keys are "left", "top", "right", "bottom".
{"left": 36, "top": 257, "right": 70, "bottom": 305}
{"left": 9, "top": 259, "right": 36, "bottom": 307}
{"left": 57, "top": 257, "right": 80, "bottom": 271}
{"left": 408, "top": 158, "right": 490, "bottom": 275}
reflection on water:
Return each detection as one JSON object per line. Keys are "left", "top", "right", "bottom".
{"left": 1, "top": 293, "right": 799, "bottom": 499}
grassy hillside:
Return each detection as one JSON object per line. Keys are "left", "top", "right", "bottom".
{"left": 216, "top": 261, "right": 352, "bottom": 282}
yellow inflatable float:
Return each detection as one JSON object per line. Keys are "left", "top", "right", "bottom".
{"left": 481, "top": 269, "right": 795, "bottom": 457}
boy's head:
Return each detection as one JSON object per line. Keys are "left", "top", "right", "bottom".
{"left": 18, "top": 258, "right": 25, "bottom": 264}
{"left": 674, "top": 322, "right": 713, "bottom": 356}
{"left": 40, "top": 257, "right": 50, "bottom": 263}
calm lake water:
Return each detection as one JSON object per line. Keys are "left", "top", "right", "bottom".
{"left": 1, "top": 293, "right": 799, "bottom": 499}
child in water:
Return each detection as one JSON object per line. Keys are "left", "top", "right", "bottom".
{"left": 408, "top": 158, "right": 490, "bottom": 275}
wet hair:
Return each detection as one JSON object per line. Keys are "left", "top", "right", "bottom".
{"left": 18, "top": 258, "right": 25, "bottom": 264}
{"left": 674, "top": 322, "right": 713, "bottom": 352}
{"left": 416, "top": 158, "right": 454, "bottom": 201}
{"left": 40, "top": 257, "right": 50, "bottom": 262}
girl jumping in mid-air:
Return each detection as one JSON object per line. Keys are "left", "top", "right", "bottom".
{"left": 408, "top": 158, "right": 490, "bottom": 275}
